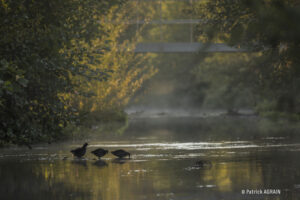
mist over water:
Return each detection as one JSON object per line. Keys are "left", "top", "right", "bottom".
{"left": 125, "top": 106, "right": 255, "bottom": 118}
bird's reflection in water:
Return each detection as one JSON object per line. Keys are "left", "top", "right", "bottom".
{"left": 112, "top": 158, "right": 130, "bottom": 164}
{"left": 93, "top": 159, "right": 108, "bottom": 167}
{"left": 71, "top": 158, "right": 87, "bottom": 167}
{"left": 195, "top": 160, "right": 212, "bottom": 170}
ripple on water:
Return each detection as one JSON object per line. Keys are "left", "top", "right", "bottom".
{"left": 136, "top": 148, "right": 152, "bottom": 151}
{"left": 132, "top": 169, "right": 148, "bottom": 173}
{"left": 174, "top": 153, "right": 206, "bottom": 159}
{"left": 197, "top": 185, "right": 216, "bottom": 188}
{"left": 1, "top": 141, "right": 299, "bottom": 163}
{"left": 185, "top": 166, "right": 212, "bottom": 171}
{"left": 136, "top": 154, "right": 166, "bottom": 158}
{"left": 263, "top": 137, "right": 286, "bottom": 140}
{"left": 91, "top": 141, "right": 300, "bottom": 151}
{"left": 156, "top": 192, "right": 174, "bottom": 197}
{"left": 294, "top": 184, "right": 300, "bottom": 189}
{"left": 130, "top": 159, "right": 147, "bottom": 162}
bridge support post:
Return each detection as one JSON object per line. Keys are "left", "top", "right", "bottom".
{"left": 190, "top": 0, "right": 193, "bottom": 43}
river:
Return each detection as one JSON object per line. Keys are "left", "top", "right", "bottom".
{"left": 1, "top": 113, "right": 300, "bottom": 200}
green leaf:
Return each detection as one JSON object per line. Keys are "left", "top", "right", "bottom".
{"left": 18, "top": 78, "right": 29, "bottom": 87}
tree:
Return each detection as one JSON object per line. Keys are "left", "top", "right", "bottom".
{"left": 65, "top": 3, "right": 157, "bottom": 115}
{"left": 193, "top": 0, "right": 300, "bottom": 113}
{"left": 0, "top": 0, "right": 124, "bottom": 146}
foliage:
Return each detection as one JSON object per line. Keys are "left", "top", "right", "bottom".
{"left": 192, "top": 0, "right": 300, "bottom": 114}
{"left": 66, "top": 3, "right": 157, "bottom": 114}
{"left": 192, "top": 53, "right": 258, "bottom": 111}
{"left": 63, "top": 110, "right": 129, "bottom": 141}
{"left": 0, "top": 0, "right": 133, "bottom": 146}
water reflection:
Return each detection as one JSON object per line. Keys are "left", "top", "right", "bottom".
{"left": 0, "top": 147, "right": 300, "bottom": 200}
{"left": 0, "top": 116, "right": 300, "bottom": 199}
{"left": 112, "top": 158, "right": 131, "bottom": 165}
{"left": 93, "top": 160, "right": 108, "bottom": 167}
{"left": 71, "top": 159, "right": 87, "bottom": 167}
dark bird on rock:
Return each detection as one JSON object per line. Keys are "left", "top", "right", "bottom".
{"left": 71, "top": 143, "right": 88, "bottom": 158}
{"left": 91, "top": 148, "right": 109, "bottom": 159}
{"left": 111, "top": 149, "right": 130, "bottom": 158}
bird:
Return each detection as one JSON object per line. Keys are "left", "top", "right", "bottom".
{"left": 70, "top": 143, "right": 88, "bottom": 158}
{"left": 111, "top": 149, "right": 130, "bottom": 158}
{"left": 91, "top": 148, "right": 109, "bottom": 159}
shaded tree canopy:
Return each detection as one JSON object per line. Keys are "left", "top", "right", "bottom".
{"left": 193, "top": 0, "right": 300, "bottom": 113}
{"left": 0, "top": 0, "right": 125, "bottom": 146}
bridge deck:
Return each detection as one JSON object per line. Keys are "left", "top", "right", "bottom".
{"left": 101, "top": 19, "right": 206, "bottom": 24}
{"left": 134, "top": 43, "right": 246, "bottom": 53}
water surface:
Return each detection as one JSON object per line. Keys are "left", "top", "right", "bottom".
{"left": 1, "top": 115, "right": 300, "bottom": 200}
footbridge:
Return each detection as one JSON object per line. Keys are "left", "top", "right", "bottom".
{"left": 112, "top": 0, "right": 247, "bottom": 53}
{"left": 134, "top": 42, "right": 245, "bottom": 53}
